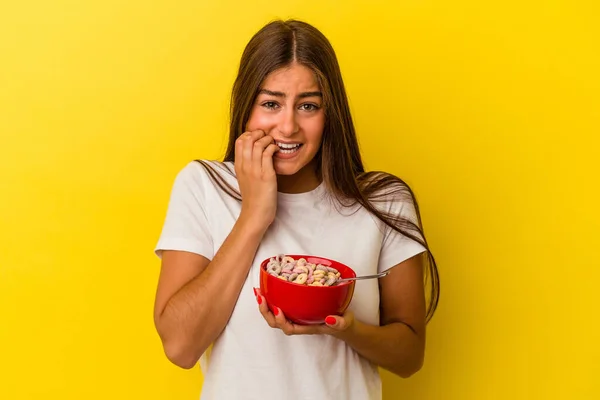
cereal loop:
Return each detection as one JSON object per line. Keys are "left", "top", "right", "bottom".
{"left": 295, "top": 273, "right": 308, "bottom": 284}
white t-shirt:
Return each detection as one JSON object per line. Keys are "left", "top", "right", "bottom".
{"left": 154, "top": 160, "right": 426, "bottom": 400}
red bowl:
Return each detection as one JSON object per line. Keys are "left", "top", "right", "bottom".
{"left": 259, "top": 254, "right": 356, "bottom": 325}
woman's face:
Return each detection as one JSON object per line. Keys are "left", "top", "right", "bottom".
{"left": 245, "top": 63, "right": 325, "bottom": 179}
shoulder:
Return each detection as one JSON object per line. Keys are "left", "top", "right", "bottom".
{"left": 176, "top": 159, "right": 234, "bottom": 179}
{"left": 166, "top": 159, "right": 237, "bottom": 201}
{"left": 355, "top": 170, "right": 423, "bottom": 229}
{"left": 358, "top": 170, "right": 415, "bottom": 206}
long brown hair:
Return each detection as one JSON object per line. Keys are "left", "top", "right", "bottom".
{"left": 196, "top": 19, "right": 440, "bottom": 322}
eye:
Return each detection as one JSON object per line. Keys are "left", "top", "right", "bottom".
{"left": 261, "top": 101, "right": 279, "bottom": 110}
{"left": 299, "top": 103, "right": 320, "bottom": 112}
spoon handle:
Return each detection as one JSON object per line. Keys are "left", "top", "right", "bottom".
{"left": 336, "top": 270, "right": 391, "bottom": 284}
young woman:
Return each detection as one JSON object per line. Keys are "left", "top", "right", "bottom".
{"left": 153, "top": 19, "right": 439, "bottom": 400}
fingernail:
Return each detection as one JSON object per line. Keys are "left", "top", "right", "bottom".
{"left": 325, "top": 316, "right": 336, "bottom": 325}
{"left": 273, "top": 307, "right": 279, "bottom": 316}
{"left": 253, "top": 287, "right": 257, "bottom": 296}
{"left": 257, "top": 296, "right": 262, "bottom": 305}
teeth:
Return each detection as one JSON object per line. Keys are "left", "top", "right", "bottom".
{"left": 277, "top": 142, "right": 301, "bottom": 149}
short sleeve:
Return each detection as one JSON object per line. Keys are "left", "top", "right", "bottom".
{"left": 377, "top": 187, "right": 427, "bottom": 273}
{"left": 154, "top": 163, "right": 214, "bottom": 260}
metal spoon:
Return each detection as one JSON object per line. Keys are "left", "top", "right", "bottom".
{"left": 335, "top": 270, "right": 391, "bottom": 285}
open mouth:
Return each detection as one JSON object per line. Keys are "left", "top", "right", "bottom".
{"left": 276, "top": 142, "right": 303, "bottom": 154}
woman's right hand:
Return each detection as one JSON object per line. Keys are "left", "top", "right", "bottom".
{"left": 234, "top": 130, "right": 280, "bottom": 231}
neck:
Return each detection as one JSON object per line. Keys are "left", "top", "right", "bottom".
{"left": 277, "top": 162, "right": 321, "bottom": 194}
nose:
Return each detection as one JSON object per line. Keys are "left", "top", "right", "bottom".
{"left": 276, "top": 107, "right": 299, "bottom": 137}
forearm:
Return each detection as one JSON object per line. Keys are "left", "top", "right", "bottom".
{"left": 336, "top": 320, "right": 425, "bottom": 378}
{"left": 157, "top": 216, "right": 266, "bottom": 367}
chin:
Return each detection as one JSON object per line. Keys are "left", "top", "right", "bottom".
{"left": 273, "top": 164, "right": 301, "bottom": 176}
{"left": 273, "top": 153, "right": 316, "bottom": 177}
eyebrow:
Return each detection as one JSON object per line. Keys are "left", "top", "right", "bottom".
{"left": 258, "top": 89, "right": 322, "bottom": 99}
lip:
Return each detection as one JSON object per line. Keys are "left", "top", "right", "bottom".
{"left": 274, "top": 143, "right": 303, "bottom": 160}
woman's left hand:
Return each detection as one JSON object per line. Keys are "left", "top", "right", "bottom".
{"left": 253, "top": 288, "right": 355, "bottom": 336}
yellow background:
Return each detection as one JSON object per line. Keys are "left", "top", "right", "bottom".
{"left": 1, "top": 1, "right": 599, "bottom": 399}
